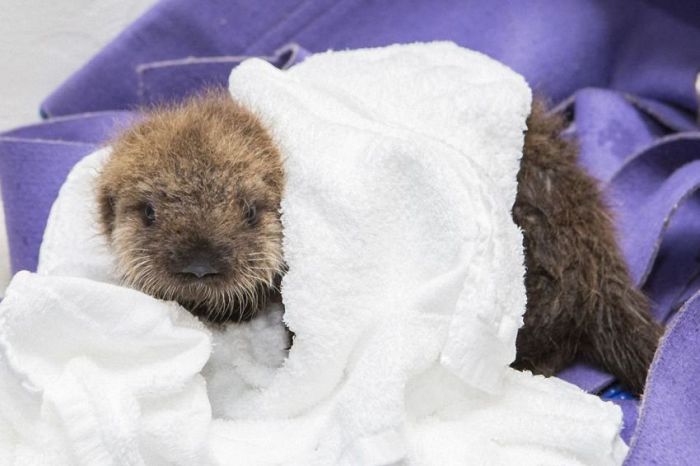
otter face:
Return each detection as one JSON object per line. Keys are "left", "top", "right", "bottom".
{"left": 96, "top": 92, "right": 285, "bottom": 322}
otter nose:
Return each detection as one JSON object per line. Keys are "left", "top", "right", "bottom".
{"left": 181, "top": 260, "right": 219, "bottom": 278}
{"left": 179, "top": 249, "right": 221, "bottom": 278}
{"left": 173, "top": 243, "right": 223, "bottom": 278}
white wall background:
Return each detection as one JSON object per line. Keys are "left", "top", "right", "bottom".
{"left": 0, "top": 0, "right": 159, "bottom": 295}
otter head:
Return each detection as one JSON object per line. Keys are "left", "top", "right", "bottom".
{"left": 96, "top": 92, "right": 285, "bottom": 322}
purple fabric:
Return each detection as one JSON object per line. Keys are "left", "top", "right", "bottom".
{"left": 2, "top": 0, "right": 700, "bottom": 462}
{"left": 0, "top": 112, "right": 133, "bottom": 272}
{"left": 0, "top": 140, "right": 95, "bottom": 273}
{"left": 138, "top": 43, "right": 308, "bottom": 106}
{"left": 557, "top": 362, "right": 616, "bottom": 394}
{"left": 3, "top": 112, "right": 134, "bottom": 144}
{"left": 624, "top": 291, "right": 700, "bottom": 464}
{"left": 610, "top": 399, "right": 640, "bottom": 444}
{"left": 40, "top": 0, "right": 700, "bottom": 117}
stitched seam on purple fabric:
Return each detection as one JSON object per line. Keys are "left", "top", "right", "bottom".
{"left": 0, "top": 137, "right": 97, "bottom": 147}
{"left": 137, "top": 55, "right": 253, "bottom": 70}
{"left": 1, "top": 111, "right": 130, "bottom": 131}
{"left": 135, "top": 55, "right": 253, "bottom": 103}
{"left": 135, "top": 43, "right": 306, "bottom": 73}
{"left": 134, "top": 45, "right": 306, "bottom": 105}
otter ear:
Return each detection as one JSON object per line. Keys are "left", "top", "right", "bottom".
{"left": 96, "top": 183, "right": 117, "bottom": 238}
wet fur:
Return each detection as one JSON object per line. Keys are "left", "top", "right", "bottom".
{"left": 97, "top": 92, "right": 661, "bottom": 394}
{"left": 511, "top": 99, "right": 662, "bottom": 394}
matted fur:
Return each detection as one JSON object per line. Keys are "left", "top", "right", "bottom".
{"left": 96, "top": 90, "right": 285, "bottom": 322}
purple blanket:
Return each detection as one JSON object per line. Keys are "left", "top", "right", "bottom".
{"left": 1, "top": 0, "right": 699, "bottom": 462}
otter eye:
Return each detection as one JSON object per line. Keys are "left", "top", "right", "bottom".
{"left": 244, "top": 202, "right": 258, "bottom": 226}
{"left": 143, "top": 203, "right": 156, "bottom": 226}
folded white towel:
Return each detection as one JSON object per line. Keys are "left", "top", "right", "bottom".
{"left": 0, "top": 42, "right": 627, "bottom": 465}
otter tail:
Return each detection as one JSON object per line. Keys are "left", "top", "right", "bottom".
{"left": 582, "top": 285, "right": 663, "bottom": 395}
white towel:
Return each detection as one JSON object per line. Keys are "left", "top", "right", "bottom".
{"left": 0, "top": 42, "right": 628, "bottom": 465}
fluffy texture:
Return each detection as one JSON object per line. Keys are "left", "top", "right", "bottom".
{"left": 95, "top": 91, "right": 285, "bottom": 322}
{"left": 1, "top": 43, "right": 627, "bottom": 465}
{"left": 512, "top": 100, "right": 663, "bottom": 394}
{"left": 97, "top": 90, "right": 660, "bottom": 395}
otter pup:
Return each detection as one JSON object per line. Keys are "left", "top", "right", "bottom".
{"left": 96, "top": 91, "right": 661, "bottom": 394}
{"left": 96, "top": 90, "right": 285, "bottom": 323}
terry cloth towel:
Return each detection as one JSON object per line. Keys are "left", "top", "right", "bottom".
{"left": 0, "top": 43, "right": 627, "bottom": 465}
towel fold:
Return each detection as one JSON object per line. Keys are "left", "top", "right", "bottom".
{"left": 0, "top": 42, "right": 627, "bottom": 465}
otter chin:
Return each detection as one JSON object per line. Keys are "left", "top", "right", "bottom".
{"left": 96, "top": 90, "right": 285, "bottom": 323}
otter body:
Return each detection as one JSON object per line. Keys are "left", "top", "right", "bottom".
{"left": 97, "top": 92, "right": 660, "bottom": 394}
{"left": 511, "top": 101, "right": 662, "bottom": 394}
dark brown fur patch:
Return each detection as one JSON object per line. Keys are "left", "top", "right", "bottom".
{"left": 511, "top": 98, "right": 662, "bottom": 394}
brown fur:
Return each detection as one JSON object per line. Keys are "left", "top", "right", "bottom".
{"left": 96, "top": 90, "right": 285, "bottom": 323}
{"left": 97, "top": 91, "right": 661, "bottom": 394}
{"left": 511, "top": 99, "right": 663, "bottom": 394}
